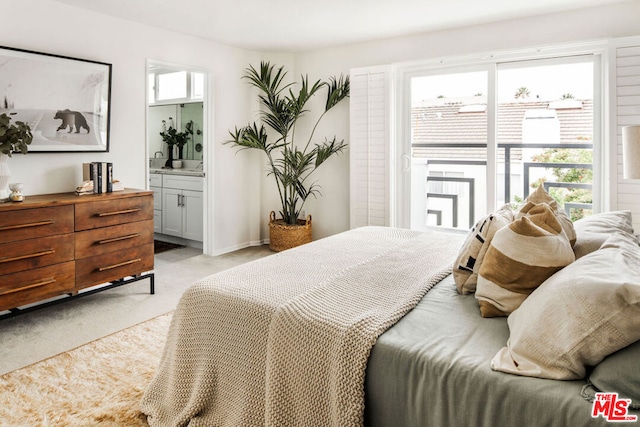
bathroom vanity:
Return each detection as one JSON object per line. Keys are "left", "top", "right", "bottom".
{"left": 149, "top": 167, "right": 204, "bottom": 244}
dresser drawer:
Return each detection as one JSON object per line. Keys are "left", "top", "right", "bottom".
{"left": 0, "top": 205, "right": 74, "bottom": 244}
{"left": 75, "top": 219, "right": 154, "bottom": 259}
{"left": 0, "top": 261, "right": 75, "bottom": 312}
{"left": 0, "top": 234, "right": 74, "bottom": 275}
{"left": 75, "top": 195, "right": 153, "bottom": 231}
{"left": 75, "top": 243, "right": 154, "bottom": 290}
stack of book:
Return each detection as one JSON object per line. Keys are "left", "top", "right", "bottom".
{"left": 81, "top": 162, "right": 118, "bottom": 194}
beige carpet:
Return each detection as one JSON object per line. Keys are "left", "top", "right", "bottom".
{"left": 0, "top": 312, "right": 172, "bottom": 426}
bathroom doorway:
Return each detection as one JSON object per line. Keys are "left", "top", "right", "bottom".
{"left": 146, "top": 60, "right": 211, "bottom": 255}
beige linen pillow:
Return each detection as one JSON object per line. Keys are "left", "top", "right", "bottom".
{"left": 475, "top": 202, "right": 575, "bottom": 318}
{"left": 491, "top": 233, "right": 640, "bottom": 380}
{"left": 453, "top": 205, "right": 514, "bottom": 294}
{"left": 572, "top": 210, "right": 635, "bottom": 259}
{"left": 520, "top": 185, "right": 576, "bottom": 246}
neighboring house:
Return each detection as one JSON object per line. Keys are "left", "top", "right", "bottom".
{"left": 411, "top": 98, "right": 593, "bottom": 160}
{"left": 410, "top": 98, "right": 594, "bottom": 228}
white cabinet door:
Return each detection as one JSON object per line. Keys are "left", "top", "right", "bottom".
{"left": 150, "top": 186, "right": 162, "bottom": 211}
{"left": 150, "top": 186, "right": 162, "bottom": 233}
{"left": 162, "top": 187, "right": 183, "bottom": 237}
{"left": 153, "top": 210, "right": 162, "bottom": 233}
{"left": 182, "top": 189, "right": 203, "bottom": 242}
{"left": 159, "top": 175, "right": 204, "bottom": 241}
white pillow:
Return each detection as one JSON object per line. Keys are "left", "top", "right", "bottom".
{"left": 491, "top": 232, "right": 640, "bottom": 380}
{"left": 572, "top": 210, "right": 634, "bottom": 259}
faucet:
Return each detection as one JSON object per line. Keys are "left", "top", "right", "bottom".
{"left": 154, "top": 151, "right": 164, "bottom": 158}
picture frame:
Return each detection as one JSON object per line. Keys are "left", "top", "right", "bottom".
{"left": 0, "top": 46, "right": 111, "bottom": 153}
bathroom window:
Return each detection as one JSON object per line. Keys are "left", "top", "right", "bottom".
{"left": 157, "top": 71, "right": 187, "bottom": 101}
{"left": 149, "top": 70, "right": 204, "bottom": 104}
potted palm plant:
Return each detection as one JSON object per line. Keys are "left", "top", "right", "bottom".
{"left": 226, "top": 62, "right": 349, "bottom": 251}
{"left": 0, "top": 112, "right": 32, "bottom": 201}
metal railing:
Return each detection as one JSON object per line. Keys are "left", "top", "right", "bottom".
{"left": 413, "top": 142, "right": 593, "bottom": 228}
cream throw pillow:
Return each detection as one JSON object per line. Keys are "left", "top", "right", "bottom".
{"left": 572, "top": 210, "right": 634, "bottom": 259}
{"left": 520, "top": 185, "right": 576, "bottom": 246}
{"left": 491, "top": 232, "right": 640, "bottom": 380}
{"left": 475, "top": 202, "right": 575, "bottom": 317}
{"left": 453, "top": 205, "right": 514, "bottom": 294}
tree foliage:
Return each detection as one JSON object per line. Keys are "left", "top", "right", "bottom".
{"left": 531, "top": 148, "right": 593, "bottom": 221}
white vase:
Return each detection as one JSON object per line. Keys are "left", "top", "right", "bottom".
{"left": 0, "top": 153, "right": 11, "bottom": 202}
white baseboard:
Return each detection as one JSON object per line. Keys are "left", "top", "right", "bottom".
{"left": 212, "top": 239, "right": 269, "bottom": 257}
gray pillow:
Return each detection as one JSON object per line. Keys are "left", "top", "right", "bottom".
{"left": 586, "top": 340, "right": 640, "bottom": 409}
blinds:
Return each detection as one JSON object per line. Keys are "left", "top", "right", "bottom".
{"left": 613, "top": 38, "right": 640, "bottom": 232}
{"left": 349, "top": 66, "right": 392, "bottom": 228}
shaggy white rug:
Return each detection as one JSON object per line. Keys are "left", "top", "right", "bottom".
{"left": 0, "top": 312, "right": 172, "bottom": 426}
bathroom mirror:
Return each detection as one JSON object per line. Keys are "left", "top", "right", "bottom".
{"left": 149, "top": 102, "right": 203, "bottom": 160}
{"left": 148, "top": 63, "right": 205, "bottom": 162}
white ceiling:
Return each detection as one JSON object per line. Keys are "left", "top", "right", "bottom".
{"left": 52, "top": 0, "right": 629, "bottom": 52}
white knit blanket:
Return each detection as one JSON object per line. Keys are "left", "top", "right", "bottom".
{"left": 141, "top": 227, "right": 463, "bottom": 426}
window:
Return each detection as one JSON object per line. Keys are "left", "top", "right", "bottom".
{"left": 148, "top": 70, "right": 205, "bottom": 104}
{"left": 157, "top": 71, "right": 188, "bottom": 101}
{"left": 407, "top": 54, "right": 600, "bottom": 230}
{"left": 410, "top": 70, "right": 488, "bottom": 229}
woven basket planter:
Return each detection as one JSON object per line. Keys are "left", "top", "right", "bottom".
{"left": 268, "top": 211, "right": 312, "bottom": 252}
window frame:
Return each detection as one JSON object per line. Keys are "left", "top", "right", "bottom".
{"left": 149, "top": 70, "right": 205, "bottom": 106}
{"left": 394, "top": 42, "right": 607, "bottom": 229}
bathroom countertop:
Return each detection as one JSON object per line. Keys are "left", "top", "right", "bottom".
{"left": 150, "top": 168, "right": 205, "bottom": 177}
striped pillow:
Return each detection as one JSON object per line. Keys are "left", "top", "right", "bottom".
{"left": 475, "top": 202, "right": 575, "bottom": 318}
{"left": 521, "top": 185, "right": 576, "bottom": 246}
{"left": 453, "top": 205, "right": 514, "bottom": 294}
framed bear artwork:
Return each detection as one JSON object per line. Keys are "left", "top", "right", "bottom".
{"left": 0, "top": 46, "right": 111, "bottom": 153}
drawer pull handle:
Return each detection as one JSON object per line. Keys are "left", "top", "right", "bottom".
{"left": 96, "top": 208, "right": 140, "bottom": 217}
{"left": 0, "top": 220, "right": 54, "bottom": 231}
{"left": 96, "top": 233, "right": 141, "bottom": 245}
{"left": 0, "top": 249, "right": 55, "bottom": 264}
{"left": 0, "top": 278, "right": 56, "bottom": 296}
{"left": 98, "top": 258, "right": 141, "bottom": 272}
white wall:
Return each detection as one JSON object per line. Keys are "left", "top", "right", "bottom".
{"left": 3, "top": 1, "right": 640, "bottom": 252}
{"left": 1, "top": 0, "right": 263, "bottom": 255}
{"left": 294, "top": 1, "right": 640, "bottom": 239}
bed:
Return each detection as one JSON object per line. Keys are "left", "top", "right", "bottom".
{"left": 141, "top": 202, "right": 640, "bottom": 426}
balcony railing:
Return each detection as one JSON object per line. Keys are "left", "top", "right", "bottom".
{"left": 412, "top": 142, "right": 593, "bottom": 229}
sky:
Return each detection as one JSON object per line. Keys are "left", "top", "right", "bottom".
{"left": 412, "top": 60, "right": 594, "bottom": 105}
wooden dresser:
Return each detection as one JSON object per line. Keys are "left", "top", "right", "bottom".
{"left": 0, "top": 189, "right": 154, "bottom": 315}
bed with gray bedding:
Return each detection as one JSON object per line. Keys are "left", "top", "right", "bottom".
{"left": 142, "top": 212, "right": 640, "bottom": 426}
{"left": 365, "top": 274, "right": 638, "bottom": 427}
{"left": 363, "top": 207, "right": 640, "bottom": 427}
